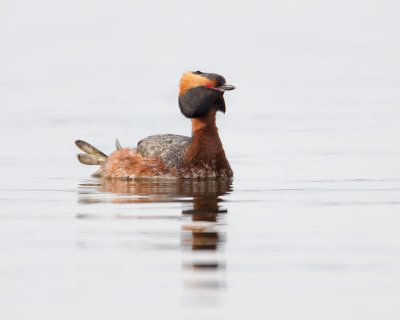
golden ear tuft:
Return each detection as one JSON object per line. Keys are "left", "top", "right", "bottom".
{"left": 179, "top": 72, "right": 217, "bottom": 96}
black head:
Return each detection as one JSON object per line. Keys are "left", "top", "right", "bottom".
{"left": 178, "top": 71, "right": 235, "bottom": 118}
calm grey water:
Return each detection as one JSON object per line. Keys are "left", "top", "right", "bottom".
{"left": 1, "top": 1, "right": 400, "bottom": 319}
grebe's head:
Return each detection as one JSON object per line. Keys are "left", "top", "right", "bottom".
{"left": 178, "top": 70, "right": 235, "bottom": 118}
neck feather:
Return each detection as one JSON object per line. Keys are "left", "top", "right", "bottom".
{"left": 191, "top": 110, "right": 217, "bottom": 134}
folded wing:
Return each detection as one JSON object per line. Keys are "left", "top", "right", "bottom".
{"left": 137, "top": 134, "right": 191, "bottom": 168}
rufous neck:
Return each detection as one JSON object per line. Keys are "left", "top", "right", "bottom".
{"left": 191, "top": 111, "right": 217, "bottom": 134}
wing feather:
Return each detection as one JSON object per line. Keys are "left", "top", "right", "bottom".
{"left": 137, "top": 134, "right": 191, "bottom": 167}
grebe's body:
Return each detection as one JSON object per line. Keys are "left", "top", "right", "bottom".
{"left": 75, "top": 71, "right": 235, "bottom": 180}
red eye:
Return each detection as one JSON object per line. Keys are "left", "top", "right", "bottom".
{"left": 206, "top": 84, "right": 213, "bottom": 88}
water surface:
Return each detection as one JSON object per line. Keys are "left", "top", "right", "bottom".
{"left": 1, "top": 1, "right": 400, "bottom": 319}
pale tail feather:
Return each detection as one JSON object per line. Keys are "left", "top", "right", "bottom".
{"left": 76, "top": 153, "right": 104, "bottom": 165}
{"left": 91, "top": 168, "right": 103, "bottom": 177}
{"left": 75, "top": 140, "right": 110, "bottom": 178}
{"left": 75, "top": 140, "right": 108, "bottom": 166}
{"left": 75, "top": 140, "right": 107, "bottom": 159}
{"left": 115, "top": 138, "right": 122, "bottom": 150}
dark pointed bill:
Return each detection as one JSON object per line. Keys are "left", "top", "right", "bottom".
{"left": 216, "top": 84, "right": 235, "bottom": 92}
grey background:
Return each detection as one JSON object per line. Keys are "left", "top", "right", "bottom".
{"left": 1, "top": 1, "right": 400, "bottom": 319}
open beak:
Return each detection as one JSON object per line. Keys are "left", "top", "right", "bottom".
{"left": 216, "top": 84, "right": 235, "bottom": 92}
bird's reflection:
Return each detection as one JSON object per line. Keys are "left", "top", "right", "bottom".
{"left": 78, "top": 178, "right": 232, "bottom": 295}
